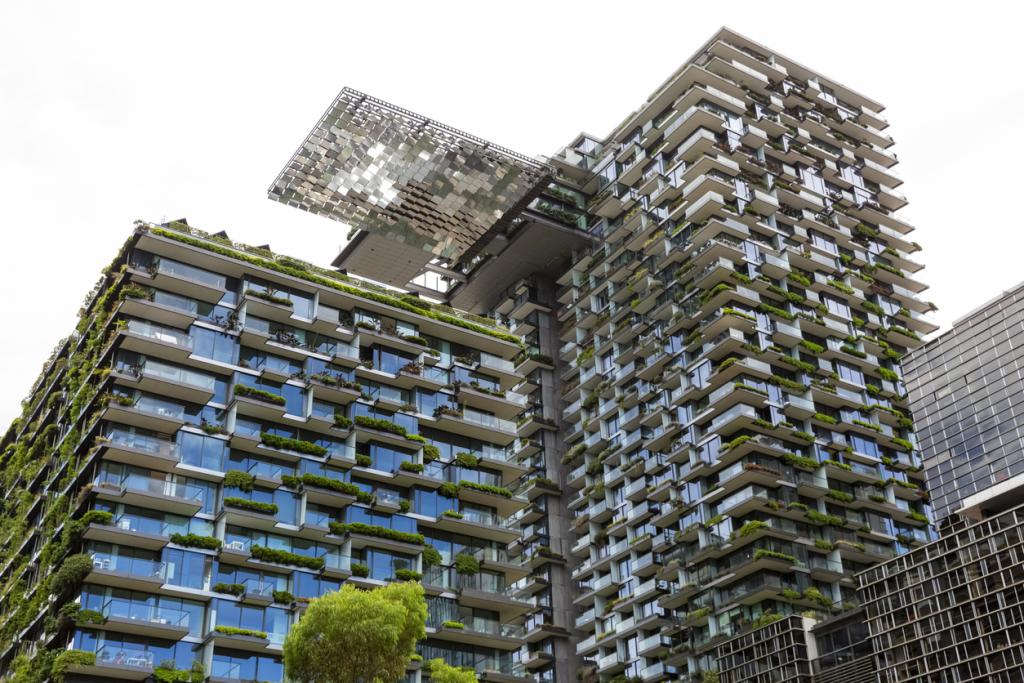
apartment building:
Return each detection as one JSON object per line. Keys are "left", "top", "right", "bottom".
{"left": 0, "top": 223, "right": 542, "bottom": 682}
{"left": 857, "top": 282, "right": 1024, "bottom": 682}
{"left": 0, "top": 26, "right": 932, "bottom": 683}
{"left": 545, "top": 29, "right": 934, "bottom": 683}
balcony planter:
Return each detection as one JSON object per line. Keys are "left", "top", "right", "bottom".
{"left": 223, "top": 498, "right": 278, "bottom": 516}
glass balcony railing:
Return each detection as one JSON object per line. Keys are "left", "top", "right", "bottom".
{"left": 459, "top": 408, "right": 515, "bottom": 433}
{"left": 93, "top": 644, "right": 156, "bottom": 670}
{"left": 240, "top": 577, "right": 276, "bottom": 598}
{"left": 104, "top": 429, "right": 178, "bottom": 459}
{"left": 126, "top": 319, "right": 193, "bottom": 348}
{"left": 97, "top": 472, "right": 204, "bottom": 503}
{"left": 140, "top": 360, "right": 216, "bottom": 391}
{"left": 156, "top": 258, "right": 226, "bottom": 290}
{"left": 479, "top": 352, "right": 515, "bottom": 373}
{"left": 89, "top": 551, "right": 166, "bottom": 581}
{"left": 246, "top": 460, "right": 290, "bottom": 481}
{"left": 128, "top": 395, "right": 186, "bottom": 422}
{"left": 110, "top": 513, "right": 212, "bottom": 540}
{"left": 100, "top": 597, "right": 192, "bottom": 631}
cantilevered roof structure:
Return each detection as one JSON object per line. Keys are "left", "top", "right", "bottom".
{"left": 268, "top": 88, "right": 555, "bottom": 291}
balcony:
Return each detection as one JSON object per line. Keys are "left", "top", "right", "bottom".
{"left": 100, "top": 429, "right": 180, "bottom": 472}
{"left": 82, "top": 513, "right": 171, "bottom": 551}
{"left": 432, "top": 618, "right": 525, "bottom": 650}
{"left": 435, "top": 406, "right": 517, "bottom": 446}
{"left": 101, "top": 396, "right": 186, "bottom": 434}
{"left": 64, "top": 644, "right": 155, "bottom": 681}
{"left": 87, "top": 598, "right": 193, "bottom": 640}
{"left": 116, "top": 359, "right": 216, "bottom": 405}
{"left": 146, "top": 256, "right": 227, "bottom": 303}
{"left": 87, "top": 552, "right": 167, "bottom": 593}
{"left": 93, "top": 473, "right": 205, "bottom": 516}
{"left": 118, "top": 319, "right": 194, "bottom": 362}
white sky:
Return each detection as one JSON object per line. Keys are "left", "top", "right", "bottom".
{"left": 1, "top": 1, "right": 1021, "bottom": 427}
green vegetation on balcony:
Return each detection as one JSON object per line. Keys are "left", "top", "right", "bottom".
{"left": 169, "top": 533, "right": 222, "bottom": 551}
{"left": 802, "top": 586, "right": 832, "bottom": 608}
{"left": 260, "top": 431, "right": 328, "bottom": 456}
{"left": 734, "top": 520, "right": 770, "bottom": 539}
{"left": 51, "top": 650, "right": 97, "bottom": 677}
{"left": 328, "top": 522, "right": 424, "bottom": 546}
{"left": 767, "top": 284, "right": 805, "bottom": 305}
{"left": 778, "top": 355, "right": 816, "bottom": 373}
{"left": 721, "top": 435, "right": 752, "bottom": 451}
{"left": 852, "top": 419, "right": 882, "bottom": 432}
{"left": 876, "top": 367, "right": 900, "bottom": 382}
{"left": 152, "top": 661, "right": 205, "bottom": 683}
{"left": 733, "top": 382, "right": 768, "bottom": 397}
{"left": 771, "top": 375, "right": 808, "bottom": 393}
{"left": 722, "top": 307, "right": 756, "bottom": 321}
{"left": 245, "top": 288, "right": 293, "bottom": 307}
{"left": 839, "top": 344, "right": 866, "bottom": 359}
{"left": 280, "top": 473, "right": 372, "bottom": 502}
{"left": 422, "top": 444, "right": 440, "bottom": 462}
{"left": 826, "top": 489, "right": 854, "bottom": 503}
{"left": 422, "top": 545, "right": 442, "bottom": 568}
{"left": 453, "top": 452, "right": 480, "bottom": 468}
{"left": 827, "top": 279, "right": 855, "bottom": 295}
{"left": 394, "top": 569, "right": 422, "bottom": 582}
{"left": 891, "top": 437, "right": 914, "bottom": 451}
{"left": 782, "top": 453, "right": 818, "bottom": 471}
{"left": 805, "top": 510, "right": 845, "bottom": 527}
{"left": 215, "top": 625, "right": 268, "bottom": 639}
{"left": 224, "top": 497, "right": 278, "bottom": 515}
{"left": 458, "top": 480, "right": 512, "bottom": 498}
{"left": 758, "top": 303, "right": 795, "bottom": 321}
{"left": 751, "top": 611, "right": 784, "bottom": 629}
{"left": 753, "top": 549, "right": 797, "bottom": 564}
{"left": 233, "top": 384, "right": 286, "bottom": 405}
{"left": 151, "top": 227, "right": 522, "bottom": 345}
{"left": 787, "top": 271, "right": 812, "bottom": 287}
{"left": 399, "top": 461, "right": 424, "bottom": 474}
{"left": 212, "top": 583, "right": 245, "bottom": 596}
{"left": 224, "top": 470, "right": 255, "bottom": 492}
{"left": 454, "top": 553, "right": 481, "bottom": 575}
{"left": 907, "top": 511, "right": 929, "bottom": 524}
{"left": 822, "top": 459, "right": 852, "bottom": 471}
{"left": 350, "top": 562, "right": 370, "bottom": 578}
{"left": 812, "top": 412, "right": 838, "bottom": 425}
{"left": 250, "top": 545, "right": 324, "bottom": 570}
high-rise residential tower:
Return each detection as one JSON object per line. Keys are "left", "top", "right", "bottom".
{"left": 857, "top": 282, "right": 1024, "bottom": 683}
{"left": 0, "top": 27, "right": 932, "bottom": 683}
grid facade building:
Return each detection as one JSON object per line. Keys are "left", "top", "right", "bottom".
{"left": 857, "top": 283, "right": 1024, "bottom": 682}
{"left": 0, "top": 27, "right": 933, "bottom": 683}
{"left": 858, "top": 504, "right": 1024, "bottom": 682}
{"left": 903, "top": 282, "right": 1024, "bottom": 521}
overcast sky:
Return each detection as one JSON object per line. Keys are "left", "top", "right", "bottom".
{"left": 1, "top": 1, "right": 1021, "bottom": 427}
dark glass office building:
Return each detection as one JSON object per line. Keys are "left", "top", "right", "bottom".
{"left": 859, "top": 282, "right": 1024, "bottom": 682}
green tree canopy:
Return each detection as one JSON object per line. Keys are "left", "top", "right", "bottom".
{"left": 283, "top": 581, "right": 426, "bottom": 683}
{"left": 427, "top": 659, "right": 478, "bottom": 683}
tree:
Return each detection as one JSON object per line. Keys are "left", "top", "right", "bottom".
{"left": 283, "top": 581, "right": 427, "bottom": 683}
{"left": 427, "top": 659, "right": 478, "bottom": 683}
